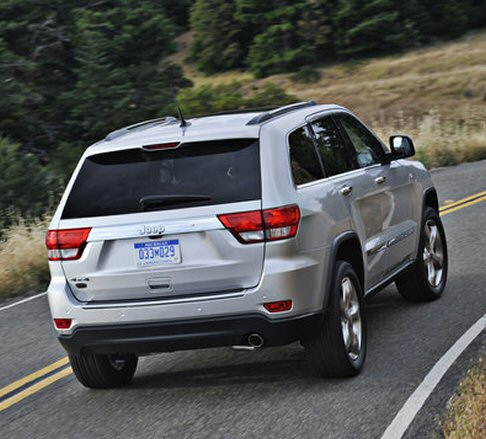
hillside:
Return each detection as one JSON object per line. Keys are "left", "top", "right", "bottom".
{"left": 175, "top": 31, "right": 486, "bottom": 167}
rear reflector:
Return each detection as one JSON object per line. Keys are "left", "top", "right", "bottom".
{"left": 54, "top": 318, "right": 72, "bottom": 329}
{"left": 218, "top": 205, "right": 300, "bottom": 243}
{"left": 46, "top": 228, "right": 92, "bottom": 261}
{"left": 264, "top": 300, "right": 292, "bottom": 313}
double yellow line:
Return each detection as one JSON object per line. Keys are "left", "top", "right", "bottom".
{"left": 439, "top": 190, "right": 486, "bottom": 216}
{"left": 0, "top": 357, "right": 71, "bottom": 412}
{"left": 1, "top": 189, "right": 485, "bottom": 413}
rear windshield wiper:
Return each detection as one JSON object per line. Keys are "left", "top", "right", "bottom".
{"left": 139, "top": 194, "right": 212, "bottom": 211}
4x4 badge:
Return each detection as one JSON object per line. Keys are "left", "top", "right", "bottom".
{"left": 138, "top": 225, "right": 165, "bottom": 236}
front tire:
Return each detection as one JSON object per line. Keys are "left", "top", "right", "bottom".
{"left": 304, "top": 260, "right": 367, "bottom": 378}
{"left": 69, "top": 353, "right": 138, "bottom": 389}
{"left": 396, "top": 206, "right": 447, "bottom": 302}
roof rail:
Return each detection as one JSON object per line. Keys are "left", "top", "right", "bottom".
{"left": 246, "top": 101, "right": 318, "bottom": 125}
{"left": 105, "top": 116, "right": 178, "bottom": 141}
{"left": 191, "top": 106, "right": 278, "bottom": 119}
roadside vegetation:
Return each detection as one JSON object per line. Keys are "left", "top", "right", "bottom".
{"left": 178, "top": 31, "right": 486, "bottom": 169}
{"left": 439, "top": 358, "right": 485, "bottom": 439}
{"left": 0, "top": 213, "right": 50, "bottom": 299}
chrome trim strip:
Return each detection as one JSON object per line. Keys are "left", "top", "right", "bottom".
{"left": 81, "top": 291, "right": 245, "bottom": 309}
{"left": 88, "top": 216, "right": 223, "bottom": 242}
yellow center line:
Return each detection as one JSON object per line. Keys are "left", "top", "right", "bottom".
{"left": 440, "top": 195, "right": 486, "bottom": 216}
{"left": 439, "top": 190, "right": 486, "bottom": 212}
{"left": 0, "top": 367, "right": 72, "bottom": 412}
{"left": 0, "top": 356, "right": 69, "bottom": 398}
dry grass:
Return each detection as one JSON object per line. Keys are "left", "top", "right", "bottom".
{"left": 440, "top": 358, "right": 486, "bottom": 439}
{"left": 0, "top": 213, "right": 50, "bottom": 299}
{"left": 176, "top": 31, "right": 486, "bottom": 168}
{"left": 372, "top": 109, "right": 486, "bottom": 168}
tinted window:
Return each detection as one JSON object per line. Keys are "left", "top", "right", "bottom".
{"left": 288, "top": 126, "right": 324, "bottom": 185}
{"left": 336, "top": 113, "right": 384, "bottom": 168}
{"left": 62, "top": 139, "right": 261, "bottom": 219}
{"left": 310, "top": 117, "right": 354, "bottom": 177}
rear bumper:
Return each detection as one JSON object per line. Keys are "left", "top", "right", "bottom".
{"left": 58, "top": 312, "right": 323, "bottom": 355}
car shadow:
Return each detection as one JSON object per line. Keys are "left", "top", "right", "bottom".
{"left": 127, "top": 283, "right": 446, "bottom": 390}
{"left": 130, "top": 348, "right": 316, "bottom": 390}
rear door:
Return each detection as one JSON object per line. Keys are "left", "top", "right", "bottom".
{"left": 58, "top": 139, "right": 264, "bottom": 303}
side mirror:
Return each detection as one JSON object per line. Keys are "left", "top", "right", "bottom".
{"left": 389, "top": 135, "right": 415, "bottom": 159}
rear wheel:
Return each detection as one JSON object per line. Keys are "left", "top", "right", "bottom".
{"left": 69, "top": 353, "right": 138, "bottom": 389}
{"left": 304, "top": 260, "right": 367, "bottom": 378}
{"left": 396, "top": 207, "right": 447, "bottom": 302}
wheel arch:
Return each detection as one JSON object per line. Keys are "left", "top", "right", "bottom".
{"left": 323, "top": 231, "right": 365, "bottom": 310}
{"left": 423, "top": 187, "right": 439, "bottom": 212}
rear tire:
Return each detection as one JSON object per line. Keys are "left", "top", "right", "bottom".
{"left": 69, "top": 353, "right": 138, "bottom": 389}
{"left": 396, "top": 207, "right": 447, "bottom": 302}
{"left": 304, "top": 260, "right": 367, "bottom": 378}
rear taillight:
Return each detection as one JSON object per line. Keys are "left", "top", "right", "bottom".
{"left": 263, "top": 205, "right": 301, "bottom": 241}
{"left": 46, "top": 228, "right": 92, "bottom": 261}
{"left": 218, "top": 205, "right": 300, "bottom": 244}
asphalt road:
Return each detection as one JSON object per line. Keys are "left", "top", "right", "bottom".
{"left": 1, "top": 160, "right": 486, "bottom": 439}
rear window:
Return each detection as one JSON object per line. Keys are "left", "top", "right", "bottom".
{"left": 62, "top": 139, "right": 260, "bottom": 219}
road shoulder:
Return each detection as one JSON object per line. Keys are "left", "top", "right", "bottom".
{"left": 403, "top": 331, "right": 485, "bottom": 438}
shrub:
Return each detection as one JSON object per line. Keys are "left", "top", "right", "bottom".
{"left": 178, "top": 81, "right": 296, "bottom": 115}
{"left": 290, "top": 67, "right": 322, "bottom": 84}
{"left": 0, "top": 212, "right": 50, "bottom": 299}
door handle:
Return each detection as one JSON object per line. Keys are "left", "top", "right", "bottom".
{"left": 375, "top": 176, "right": 386, "bottom": 185}
{"left": 340, "top": 185, "right": 353, "bottom": 196}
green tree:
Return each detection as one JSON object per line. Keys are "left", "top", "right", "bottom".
{"left": 0, "top": 0, "right": 78, "bottom": 155}
{"left": 0, "top": 0, "right": 191, "bottom": 164}
{"left": 247, "top": 2, "right": 310, "bottom": 77}
{"left": 0, "top": 137, "right": 52, "bottom": 221}
{"left": 63, "top": 3, "right": 190, "bottom": 144}
{"left": 298, "top": 0, "right": 337, "bottom": 62}
{"left": 334, "top": 0, "right": 418, "bottom": 56}
{"left": 190, "top": 0, "right": 244, "bottom": 73}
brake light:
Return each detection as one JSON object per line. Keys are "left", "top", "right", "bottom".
{"left": 218, "top": 205, "right": 300, "bottom": 244}
{"left": 264, "top": 300, "right": 292, "bottom": 312}
{"left": 46, "top": 228, "right": 92, "bottom": 261}
{"left": 143, "top": 142, "right": 180, "bottom": 150}
{"left": 54, "top": 318, "right": 72, "bottom": 329}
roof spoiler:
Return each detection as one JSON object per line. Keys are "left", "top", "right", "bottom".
{"left": 105, "top": 116, "right": 178, "bottom": 141}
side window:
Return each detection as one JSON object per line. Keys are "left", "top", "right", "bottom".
{"left": 289, "top": 126, "right": 324, "bottom": 185}
{"left": 310, "top": 116, "right": 354, "bottom": 177}
{"left": 336, "top": 113, "right": 385, "bottom": 168}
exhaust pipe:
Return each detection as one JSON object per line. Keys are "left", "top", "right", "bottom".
{"left": 247, "top": 333, "right": 264, "bottom": 348}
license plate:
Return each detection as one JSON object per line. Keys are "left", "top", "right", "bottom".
{"left": 134, "top": 239, "right": 181, "bottom": 266}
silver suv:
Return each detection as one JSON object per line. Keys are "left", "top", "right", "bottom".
{"left": 46, "top": 102, "right": 448, "bottom": 388}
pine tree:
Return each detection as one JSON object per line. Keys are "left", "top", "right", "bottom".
{"left": 190, "top": 0, "right": 244, "bottom": 73}
{"left": 247, "top": 2, "right": 310, "bottom": 77}
{"left": 298, "top": 0, "right": 337, "bottom": 62}
{"left": 334, "top": 0, "right": 418, "bottom": 57}
{"left": 64, "top": 2, "right": 190, "bottom": 144}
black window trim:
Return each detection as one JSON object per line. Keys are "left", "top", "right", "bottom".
{"left": 288, "top": 109, "right": 388, "bottom": 186}
{"left": 306, "top": 113, "right": 357, "bottom": 178}
{"left": 330, "top": 111, "right": 388, "bottom": 168}
{"left": 286, "top": 122, "right": 327, "bottom": 187}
